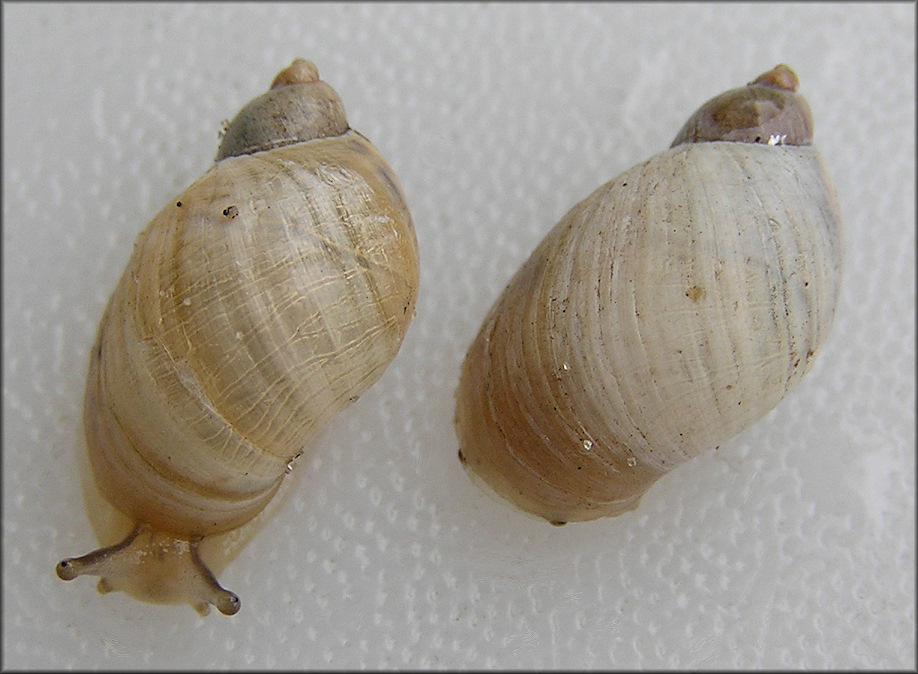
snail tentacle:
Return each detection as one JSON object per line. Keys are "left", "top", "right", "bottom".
{"left": 57, "top": 524, "right": 240, "bottom": 616}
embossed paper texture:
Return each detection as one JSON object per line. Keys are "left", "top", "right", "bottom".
{"left": 3, "top": 3, "right": 914, "bottom": 669}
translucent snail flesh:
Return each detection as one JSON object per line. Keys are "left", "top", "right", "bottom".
{"left": 56, "top": 59, "right": 419, "bottom": 615}
{"left": 454, "top": 65, "right": 843, "bottom": 525}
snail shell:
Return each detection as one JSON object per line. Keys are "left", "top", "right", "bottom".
{"left": 56, "top": 59, "right": 419, "bottom": 615}
{"left": 454, "top": 65, "right": 843, "bottom": 525}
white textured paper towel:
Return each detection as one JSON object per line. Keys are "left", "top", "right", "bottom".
{"left": 3, "top": 3, "right": 914, "bottom": 669}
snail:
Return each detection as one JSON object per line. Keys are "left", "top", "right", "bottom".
{"left": 454, "top": 65, "right": 843, "bottom": 526}
{"left": 56, "top": 59, "right": 420, "bottom": 615}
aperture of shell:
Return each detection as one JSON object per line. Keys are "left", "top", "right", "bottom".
{"left": 454, "top": 65, "right": 843, "bottom": 525}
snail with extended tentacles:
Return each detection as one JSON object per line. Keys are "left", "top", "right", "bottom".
{"left": 454, "top": 65, "right": 843, "bottom": 526}
{"left": 56, "top": 59, "right": 419, "bottom": 615}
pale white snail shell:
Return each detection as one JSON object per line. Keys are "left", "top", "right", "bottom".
{"left": 454, "top": 65, "right": 843, "bottom": 525}
{"left": 56, "top": 59, "right": 420, "bottom": 615}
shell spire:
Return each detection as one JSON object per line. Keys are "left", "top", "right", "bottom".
{"left": 671, "top": 64, "right": 814, "bottom": 147}
{"left": 215, "top": 58, "right": 349, "bottom": 160}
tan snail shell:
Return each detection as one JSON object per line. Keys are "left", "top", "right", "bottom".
{"left": 454, "top": 65, "right": 843, "bottom": 525}
{"left": 56, "top": 59, "right": 419, "bottom": 615}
